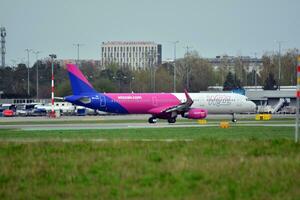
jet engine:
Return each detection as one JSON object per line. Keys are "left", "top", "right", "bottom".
{"left": 183, "top": 108, "right": 207, "bottom": 119}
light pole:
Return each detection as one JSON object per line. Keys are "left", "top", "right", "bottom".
{"left": 33, "top": 51, "right": 41, "bottom": 99}
{"left": 253, "top": 52, "right": 258, "bottom": 89}
{"left": 130, "top": 77, "right": 135, "bottom": 92}
{"left": 148, "top": 49, "right": 159, "bottom": 92}
{"left": 147, "top": 51, "right": 153, "bottom": 92}
{"left": 25, "top": 49, "right": 32, "bottom": 96}
{"left": 49, "top": 54, "right": 57, "bottom": 116}
{"left": 153, "top": 52, "right": 160, "bottom": 93}
{"left": 184, "top": 45, "right": 192, "bottom": 90}
{"left": 171, "top": 41, "right": 179, "bottom": 92}
{"left": 73, "top": 43, "right": 84, "bottom": 67}
{"left": 276, "top": 41, "right": 285, "bottom": 90}
{"left": 278, "top": 42, "right": 281, "bottom": 90}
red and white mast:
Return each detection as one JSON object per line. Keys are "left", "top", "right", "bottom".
{"left": 49, "top": 54, "right": 56, "bottom": 117}
{"left": 296, "top": 56, "right": 300, "bottom": 142}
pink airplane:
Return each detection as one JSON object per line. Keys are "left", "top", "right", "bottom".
{"left": 64, "top": 63, "right": 256, "bottom": 123}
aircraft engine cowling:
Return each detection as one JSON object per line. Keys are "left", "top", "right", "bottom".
{"left": 183, "top": 108, "right": 207, "bottom": 119}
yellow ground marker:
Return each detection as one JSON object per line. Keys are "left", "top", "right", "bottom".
{"left": 255, "top": 114, "right": 272, "bottom": 120}
{"left": 198, "top": 119, "right": 207, "bottom": 124}
{"left": 220, "top": 121, "right": 230, "bottom": 128}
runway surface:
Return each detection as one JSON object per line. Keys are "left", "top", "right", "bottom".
{"left": 0, "top": 114, "right": 295, "bottom": 130}
{"left": 0, "top": 114, "right": 295, "bottom": 122}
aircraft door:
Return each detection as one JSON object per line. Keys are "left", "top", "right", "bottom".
{"left": 100, "top": 95, "right": 106, "bottom": 108}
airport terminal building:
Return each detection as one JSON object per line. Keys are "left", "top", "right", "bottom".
{"left": 101, "top": 41, "right": 162, "bottom": 70}
{"left": 245, "top": 86, "right": 297, "bottom": 113}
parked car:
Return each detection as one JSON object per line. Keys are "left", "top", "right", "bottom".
{"left": 31, "top": 107, "right": 47, "bottom": 116}
{"left": 1, "top": 104, "right": 16, "bottom": 117}
{"left": 16, "top": 104, "right": 36, "bottom": 116}
{"left": 3, "top": 109, "right": 14, "bottom": 117}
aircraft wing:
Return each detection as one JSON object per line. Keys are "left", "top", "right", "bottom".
{"left": 165, "top": 89, "right": 193, "bottom": 113}
{"left": 148, "top": 89, "right": 194, "bottom": 115}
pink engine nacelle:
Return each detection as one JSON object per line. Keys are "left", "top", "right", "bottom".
{"left": 183, "top": 108, "right": 207, "bottom": 119}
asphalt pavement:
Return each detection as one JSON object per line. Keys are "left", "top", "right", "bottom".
{"left": 0, "top": 114, "right": 295, "bottom": 131}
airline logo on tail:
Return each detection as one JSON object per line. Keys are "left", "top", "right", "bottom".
{"left": 67, "top": 63, "right": 97, "bottom": 95}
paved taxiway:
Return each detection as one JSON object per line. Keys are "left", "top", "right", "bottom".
{"left": 0, "top": 114, "right": 295, "bottom": 122}
{"left": 0, "top": 114, "right": 295, "bottom": 130}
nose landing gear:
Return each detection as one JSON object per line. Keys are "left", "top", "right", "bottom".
{"left": 232, "top": 113, "right": 237, "bottom": 123}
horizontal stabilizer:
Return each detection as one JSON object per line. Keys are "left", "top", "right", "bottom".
{"left": 54, "top": 97, "right": 64, "bottom": 100}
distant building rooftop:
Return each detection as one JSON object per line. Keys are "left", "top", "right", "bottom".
{"left": 102, "top": 41, "right": 157, "bottom": 46}
{"left": 207, "top": 55, "right": 262, "bottom": 65}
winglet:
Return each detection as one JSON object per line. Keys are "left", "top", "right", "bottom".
{"left": 184, "top": 89, "right": 193, "bottom": 106}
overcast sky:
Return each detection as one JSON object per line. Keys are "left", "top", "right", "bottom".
{"left": 1, "top": 0, "right": 299, "bottom": 65}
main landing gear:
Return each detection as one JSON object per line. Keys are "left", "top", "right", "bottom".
{"left": 148, "top": 117, "right": 157, "bottom": 124}
{"left": 231, "top": 113, "right": 237, "bottom": 123}
{"left": 167, "top": 117, "right": 176, "bottom": 124}
{"left": 148, "top": 116, "right": 177, "bottom": 124}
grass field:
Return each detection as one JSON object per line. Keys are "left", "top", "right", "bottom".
{"left": 0, "top": 126, "right": 296, "bottom": 140}
{"left": 0, "top": 126, "right": 299, "bottom": 199}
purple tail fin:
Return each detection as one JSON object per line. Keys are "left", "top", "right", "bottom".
{"left": 66, "top": 63, "right": 97, "bottom": 95}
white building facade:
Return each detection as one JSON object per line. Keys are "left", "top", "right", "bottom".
{"left": 101, "top": 41, "right": 162, "bottom": 70}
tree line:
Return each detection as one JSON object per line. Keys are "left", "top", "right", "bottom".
{"left": 0, "top": 49, "right": 298, "bottom": 98}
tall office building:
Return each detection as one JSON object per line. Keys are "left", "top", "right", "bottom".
{"left": 101, "top": 41, "right": 162, "bottom": 70}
